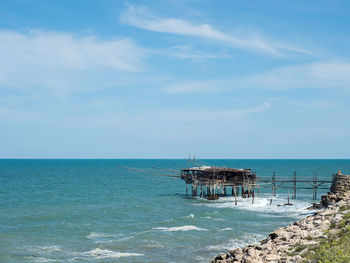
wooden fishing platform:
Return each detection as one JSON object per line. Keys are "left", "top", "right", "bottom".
{"left": 119, "top": 160, "right": 334, "bottom": 205}
{"left": 181, "top": 166, "right": 256, "bottom": 200}
{"left": 181, "top": 166, "right": 332, "bottom": 203}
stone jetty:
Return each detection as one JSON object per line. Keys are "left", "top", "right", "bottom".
{"left": 211, "top": 171, "right": 350, "bottom": 263}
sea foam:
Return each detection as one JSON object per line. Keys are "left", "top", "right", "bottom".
{"left": 206, "top": 233, "right": 265, "bottom": 252}
{"left": 84, "top": 248, "right": 143, "bottom": 259}
{"left": 86, "top": 232, "right": 119, "bottom": 239}
{"left": 153, "top": 225, "right": 207, "bottom": 232}
{"left": 194, "top": 194, "right": 312, "bottom": 218}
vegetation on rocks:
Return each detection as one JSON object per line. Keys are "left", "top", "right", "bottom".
{"left": 302, "top": 210, "right": 350, "bottom": 263}
{"left": 211, "top": 202, "right": 350, "bottom": 263}
{"left": 212, "top": 173, "right": 350, "bottom": 263}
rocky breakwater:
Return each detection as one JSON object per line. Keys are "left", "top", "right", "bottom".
{"left": 322, "top": 170, "right": 350, "bottom": 207}
{"left": 211, "top": 171, "right": 350, "bottom": 263}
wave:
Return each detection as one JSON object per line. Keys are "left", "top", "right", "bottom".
{"left": 194, "top": 195, "right": 312, "bottom": 218}
{"left": 86, "top": 232, "right": 119, "bottom": 239}
{"left": 141, "top": 241, "right": 165, "bottom": 249}
{"left": 153, "top": 225, "right": 207, "bottom": 232}
{"left": 26, "top": 246, "right": 62, "bottom": 253}
{"left": 30, "top": 257, "right": 57, "bottom": 262}
{"left": 185, "top": 213, "right": 195, "bottom": 218}
{"left": 24, "top": 245, "right": 142, "bottom": 262}
{"left": 219, "top": 228, "right": 233, "bottom": 231}
{"left": 206, "top": 233, "right": 265, "bottom": 252}
{"left": 86, "top": 232, "right": 134, "bottom": 244}
{"left": 84, "top": 248, "right": 143, "bottom": 259}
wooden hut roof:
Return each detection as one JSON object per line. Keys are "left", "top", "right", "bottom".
{"left": 182, "top": 166, "right": 251, "bottom": 173}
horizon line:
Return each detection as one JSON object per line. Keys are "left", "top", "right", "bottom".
{"left": 1, "top": 157, "right": 350, "bottom": 160}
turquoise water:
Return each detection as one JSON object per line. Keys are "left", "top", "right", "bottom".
{"left": 1, "top": 159, "right": 350, "bottom": 263}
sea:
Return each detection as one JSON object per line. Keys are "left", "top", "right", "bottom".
{"left": 1, "top": 159, "right": 350, "bottom": 263}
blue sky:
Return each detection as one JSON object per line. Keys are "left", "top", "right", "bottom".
{"left": 0, "top": 0, "right": 350, "bottom": 158}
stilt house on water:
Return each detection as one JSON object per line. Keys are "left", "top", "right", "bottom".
{"left": 181, "top": 166, "right": 256, "bottom": 200}
{"left": 120, "top": 163, "right": 334, "bottom": 203}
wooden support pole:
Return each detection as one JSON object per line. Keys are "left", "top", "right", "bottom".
{"left": 315, "top": 185, "right": 318, "bottom": 201}
{"left": 293, "top": 171, "right": 297, "bottom": 199}
{"left": 314, "top": 172, "right": 318, "bottom": 200}
{"left": 234, "top": 187, "right": 237, "bottom": 205}
{"left": 247, "top": 175, "right": 251, "bottom": 199}
{"left": 287, "top": 190, "right": 291, "bottom": 205}
{"left": 272, "top": 171, "right": 276, "bottom": 197}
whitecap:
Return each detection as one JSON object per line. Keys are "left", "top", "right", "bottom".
{"left": 84, "top": 248, "right": 143, "bottom": 259}
{"left": 117, "top": 236, "right": 134, "bottom": 241}
{"left": 194, "top": 195, "right": 312, "bottom": 218}
{"left": 142, "top": 241, "right": 165, "bottom": 249}
{"left": 30, "top": 256, "right": 57, "bottom": 262}
{"left": 185, "top": 213, "right": 195, "bottom": 218}
{"left": 206, "top": 233, "right": 265, "bottom": 252}
{"left": 27, "top": 246, "right": 62, "bottom": 253}
{"left": 86, "top": 232, "right": 118, "bottom": 239}
{"left": 153, "top": 225, "right": 207, "bottom": 232}
{"left": 86, "top": 232, "right": 134, "bottom": 244}
{"left": 219, "top": 228, "right": 233, "bottom": 231}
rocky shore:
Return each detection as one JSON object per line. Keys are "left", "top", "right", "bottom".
{"left": 211, "top": 171, "right": 350, "bottom": 263}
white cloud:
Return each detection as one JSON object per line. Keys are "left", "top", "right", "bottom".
{"left": 242, "top": 60, "right": 350, "bottom": 89}
{"left": 0, "top": 107, "right": 45, "bottom": 122}
{"left": 162, "top": 80, "right": 228, "bottom": 94}
{"left": 0, "top": 29, "right": 146, "bottom": 94}
{"left": 63, "top": 102, "right": 271, "bottom": 133}
{"left": 167, "top": 45, "right": 232, "bottom": 60}
{"left": 120, "top": 5, "right": 313, "bottom": 56}
{"left": 162, "top": 61, "right": 350, "bottom": 94}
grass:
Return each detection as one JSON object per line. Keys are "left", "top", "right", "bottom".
{"left": 339, "top": 205, "right": 350, "bottom": 212}
{"left": 288, "top": 243, "right": 309, "bottom": 257}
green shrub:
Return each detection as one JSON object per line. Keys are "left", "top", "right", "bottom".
{"left": 303, "top": 213, "right": 350, "bottom": 263}
{"left": 339, "top": 205, "right": 350, "bottom": 212}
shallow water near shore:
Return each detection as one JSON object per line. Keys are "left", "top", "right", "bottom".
{"left": 1, "top": 159, "right": 350, "bottom": 263}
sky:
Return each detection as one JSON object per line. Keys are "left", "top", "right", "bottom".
{"left": 0, "top": 0, "right": 350, "bottom": 159}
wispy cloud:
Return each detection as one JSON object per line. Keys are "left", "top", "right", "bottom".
{"left": 0, "top": 107, "right": 45, "bottom": 122}
{"left": 242, "top": 60, "right": 350, "bottom": 90}
{"left": 167, "top": 45, "right": 232, "bottom": 60}
{"left": 162, "top": 61, "right": 350, "bottom": 94}
{"left": 64, "top": 102, "right": 271, "bottom": 133}
{"left": 0, "top": 29, "right": 146, "bottom": 95}
{"left": 162, "top": 80, "right": 229, "bottom": 94}
{"left": 120, "top": 5, "right": 314, "bottom": 56}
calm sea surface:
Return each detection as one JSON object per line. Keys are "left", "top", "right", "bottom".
{"left": 1, "top": 159, "right": 350, "bottom": 263}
